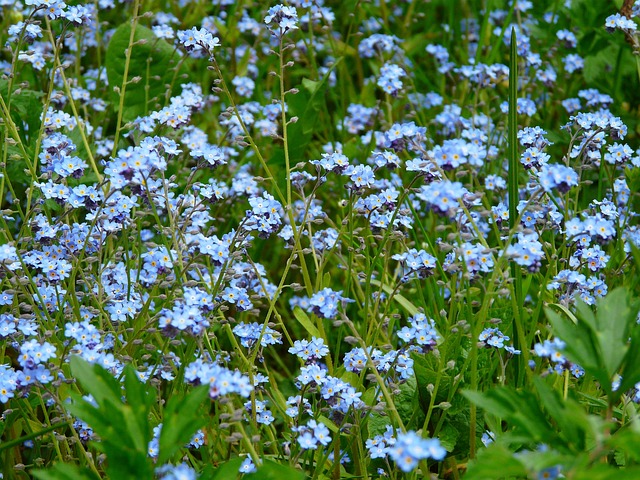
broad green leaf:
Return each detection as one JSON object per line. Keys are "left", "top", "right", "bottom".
{"left": 572, "top": 464, "right": 640, "bottom": 480}
{"left": 465, "top": 444, "right": 528, "bottom": 480}
{"left": 66, "top": 357, "right": 154, "bottom": 478}
{"left": 438, "top": 423, "right": 460, "bottom": 452}
{"left": 212, "top": 458, "right": 305, "bottom": 480}
{"left": 610, "top": 428, "right": 640, "bottom": 463}
{"left": 247, "top": 460, "right": 305, "bottom": 480}
{"left": 547, "top": 302, "right": 578, "bottom": 324}
{"left": 32, "top": 463, "right": 99, "bottom": 480}
{"left": 0, "top": 79, "right": 43, "bottom": 146}
{"left": 589, "top": 288, "right": 634, "bottom": 379}
{"left": 464, "top": 387, "right": 556, "bottom": 443}
{"left": 545, "top": 307, "right": 609, "bottom": 393}
{"left": 123, "top": 365, "right": 156, "bottom": 453}
{"left": 211, "top": 457, "right": 244, "bottom": 479}
{"left": 105, "top": 23, "right": 188, "bottom": 122}
{"left": 619, "top": 316, "right": 640, "bottom": 395}
{"left": 286, "top": 58, "right": 342, "bottom": 163}
{"left": 365, "top": 405, "right": 391, "bottom": 438}
{"left": 413, "top": 352, "right": 451, "bottom": 408}
{"left": 317, "top": 415, "right": 339, "bottom": 434}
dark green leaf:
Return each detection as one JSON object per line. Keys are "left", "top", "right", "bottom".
{"left": 105, "top": 23, "right": 188, "bottom": 122}
{"left": 533, "top": 377, "right": 588, "bottom": 451}
{"left": 413, "top": 352, "right": 451, "bottom": 408}
{"left": 32, "top": 463, "right": 99, "bottom": 480}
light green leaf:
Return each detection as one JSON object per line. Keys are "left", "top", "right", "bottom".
{"left": 293, "top": 306, "right": 321, "bottom": 338}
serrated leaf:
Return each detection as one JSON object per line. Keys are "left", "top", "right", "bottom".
{"left": 157, "top": 385, "right": 209, "bottom": 465}
{"left": 533, "top": 377, "right": 587, "bottom": 450}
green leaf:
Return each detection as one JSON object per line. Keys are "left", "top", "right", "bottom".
{"left": 32, "top": 463, "right": 99, "bottom": 480}
{"left": 547, "top": 302, "right": 578, "bottom": 325}
{"left": 369, "top": 279, "right": 419, "bottom": 317}
{"left": 212, "top": 458, "right": 305, "bottom": 480}
{"left": 545, "top": 306, "right": 609, "bottom": 393}
{"left": 157, "top": 385, "right": 209, "bottom": 465}
{"left": 546, "top": 288, "right": 640, "bottom": 401}
{"left": 590, "top": 288, "right": 634, "bottom": 379}
{"left": 66, "top": 357, "right": 154, "bottom": 479}
{"left": 105, "top": 23, "right": 188, "bottom": 122}
{"left": 70, "top": 356, "right": 122, "bottom": 409}
{"left": 247, "top": 460, "right": 305, "bottom": 480}
{"left": 463, "top": 387, "right": 556, "bottom": 443}
{"left": 388, "top": 375, "right": 422, "bottom": 428}
{"left": 439, "top": 423, "right": 460, "bottom": 452}
{"left": 0, "top": 421, "right": 70, "bottom": 453}
{"left": 465, "top": 444, "right": 528, "bottom": 480}
{"left": 211, "top": 458, "right": 244, "bottom": 479}
{"left": 572, "top": 464, "right": 640, "bottom": 480}
{"left": 293, "top": 306, "right": 321, "bottom": 338}
{"left": 533, "top": 377, "right": 588, "bottom": 451}
{"left": 0, "top": 79, "right": 43, "bottom": 146}
{"left": 412, "top": 352, "right": 451, "bottom": 409}
{"left": 610, "top": 428, "right": 640, "bottom": 463}
{"left": 286, "top": 59, "right": 342, "bottom": 162}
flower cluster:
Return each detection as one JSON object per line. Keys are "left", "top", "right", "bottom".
{"left": 367, "top": 426, "right": 447, "bottom": 473}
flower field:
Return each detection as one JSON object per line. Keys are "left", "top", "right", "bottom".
{"left": 2, "top": 0, "right": 640, "bottom": 478}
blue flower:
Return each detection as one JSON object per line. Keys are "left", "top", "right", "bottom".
{"left": 239, "top": 457, "right": 257, "bottom": 474}
{"left": 387, "top": 431, "right": 446, "bottom": 472}
{"left": 264, "top": 5, "right": 299, "bottom": 34}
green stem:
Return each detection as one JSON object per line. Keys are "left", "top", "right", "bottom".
{"left": 111, "top": 0, "right": 142, "bottom": 158}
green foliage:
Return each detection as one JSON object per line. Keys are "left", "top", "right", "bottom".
{"left": 546, "top": 288, "right": 640, "bottom": 401}
{"left": 33, "top": 357, "right": 209, "bottom": 479}
{"left": 466, "top": 288, "right": 640, "bottom": 478}
{"left": 211, "top": 458, "right": 305, "bottom": 480}
{"left": 285, "top": 61, "right": 340, "bottom": 164}
{"left": 32, "top": 463, "right": 100, "bottom": 480}
{"left": 157, "top": 385, "right": 209, "bottom": 465}
{"left": 105, "top": 23, "right": 187, "bottom": 123}
{"left": 0, "top": 80, "right": 43, "bottom": 188}
{"left": 65, "top": 357, "right": 155, "bottom": 478}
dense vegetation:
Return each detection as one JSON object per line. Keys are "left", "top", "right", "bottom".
{"left": 2, "top": 0, "right": 640, "bottom": 478}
